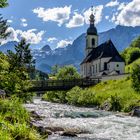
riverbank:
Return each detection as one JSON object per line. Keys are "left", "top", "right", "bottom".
{"left": 0, "top": 97, "right": 43, "bottom": 140}
{"left": 42, "top": 77, "right": 140, "bottom": 113}
{"left": 25, "top": 98, "right": 140, "bottom": 140}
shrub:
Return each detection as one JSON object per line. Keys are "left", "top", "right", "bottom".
{"left": 110, "top": 94, "right": 122, "bottom": 111}
{"left": 131, "top": 64, "right": 140, "bottom": 92}
{"left": 128, "top": 50, "right": 140, "bottom": 64}
{"left": 56, "top": 65, "right": 80, "bottom": 80}
{"left": 66, "top": 86, "right": 82, "bottom": 105}
{"left": 0, "top": 97, "right": 42, "bottom": 140}
{"left": 42, "top": 91, "right": 67, "bottom": 103}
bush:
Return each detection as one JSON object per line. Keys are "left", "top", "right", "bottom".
{"left": 56, "top": 65, "right": 80, "bottom": 80}
{"left": 66, "top": 86, "right": 82, "bottom": 105}
{"left": 42, "top": 91, "right": 67, "bottom": 103}
{"left": 128, "top": 49, "right": 140, "bottom": 64}
{"left": 0, "top": 97, "right": 42, "bottom": 140}
{"left": 131, "top": 64, "right": 140, "bottom": 92}
{"left": 110, "top": 94, "right": 122, "bottom": 111}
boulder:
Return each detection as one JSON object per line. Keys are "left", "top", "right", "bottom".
{"left": 131, "top": 106, "right": 140, "bottom": 117}
{"left": 0, "top": 89, "right": 6, "bottom": 98}
{"left": 30, "top": 111, "right": 43, "bottom": 121}
{"left": 61, "top": 131, "right": 77, "bottom": 137}
{"left": 45, "top": 127, "right": 64, "bottom": 132}
{"left": 100, "top": 101, "right": 111, "bottom": 111}
{"left": 37, "top": 126, "right": 51, "bottom": 136}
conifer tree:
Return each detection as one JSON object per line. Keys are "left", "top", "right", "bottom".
{"left": 0, "top": 0, "right": 10, "bottom": 42}
{"left": 0, "top": 0, "right": 8, "bottom": 8}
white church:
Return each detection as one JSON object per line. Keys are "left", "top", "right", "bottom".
{"left": 80, "top": 11, "right": 125, "bottom": 78}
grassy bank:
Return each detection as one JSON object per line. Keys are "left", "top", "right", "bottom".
{"left": 0, "top": 97, "right": 42, "bottom": 140}
{"left": 43, "top": 77, "right": 140, "bottom": 112}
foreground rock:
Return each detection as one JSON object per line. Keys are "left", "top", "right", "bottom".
{"left": 0, "top": 89, "right": 6, "bottom": 98}
{"left": 131, "top": 106, "right": 140, "bottom": 117}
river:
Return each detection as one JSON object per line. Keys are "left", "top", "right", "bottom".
{"left": 24, "top": 98, "right": 140, "bottom": 140}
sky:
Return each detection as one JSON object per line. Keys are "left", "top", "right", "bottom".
{"left": 0, "top": 0, "right": 139, "bottom": 50}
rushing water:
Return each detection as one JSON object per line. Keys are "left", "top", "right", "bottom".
{"left": 25, "top": 98, "right": 140, "bottom": 140}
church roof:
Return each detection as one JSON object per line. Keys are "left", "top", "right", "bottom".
{"left": 81, "top": 40, "right": 124, "bottom": 65}
{"left": 87, "top": 24, "right": 98, "bottom": 35}
{"left": 87, "top": 13, "right": 97, "bottom": 35}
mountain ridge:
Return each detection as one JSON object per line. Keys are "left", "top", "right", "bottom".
{"left": 0, "top": 25, "right": 140, "bottom": 73}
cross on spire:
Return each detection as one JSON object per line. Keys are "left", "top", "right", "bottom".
{"left": 91, "top": 6, "right": 93, "bottom": 14}
{"left": 89, "top": 6, "right": 95, "bottom": 25}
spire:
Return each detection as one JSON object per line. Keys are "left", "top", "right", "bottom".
{"left": 89, "top": 6, "right": 95, "bottom": 25}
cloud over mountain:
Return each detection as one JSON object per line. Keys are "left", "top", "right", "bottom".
{"left": 33, "top": 6, "right": 72, "bottom": 26}
{"left": 66, "top": 12, "right": 84, "bottom": 28}
{"left": 1, "top": 27, "right": 45, "bottom": 45}
{"left": 115, "top": 0, "right": 140, "bottom": 27}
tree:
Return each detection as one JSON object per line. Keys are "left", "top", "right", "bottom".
{"left": 14, "top": 38, "right": 33, "bottom": 67}
{"left": 130, "top": 36, "right": 140, "bottom": 48}
{"left": 7, "top": 39, "right": 35, "bottom": 79}
{"left": 0, "top": 15, "right": 10, "bottom": 42}
{"left": 131, "top": 64, "right": 140, "bottom": 92}
{"left": 56, "top": 65, "right": 80, "bottom": 80}
{"left": 51, "top": 65, "right": 59, "bottom": 76}
{"left": 121, "top": 36, "right": 140, "bottom": 64}
{"left": 0, "top": 0, "right": 8, "bottom": 8}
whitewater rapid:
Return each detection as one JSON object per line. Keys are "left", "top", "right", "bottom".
{"left": 25, "top": 98, "right": 140, "bottom": 140}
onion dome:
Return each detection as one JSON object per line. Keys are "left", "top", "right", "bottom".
{"left": 87, "top": 12, "right": 97, "bottom": 35}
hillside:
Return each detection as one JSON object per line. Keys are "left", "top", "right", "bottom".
{"left": 125, "top": 58, "right": 140, "bottom": 73}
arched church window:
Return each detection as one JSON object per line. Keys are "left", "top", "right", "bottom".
{"left": 92, "top": 38, "right": 95, "bottom": 46}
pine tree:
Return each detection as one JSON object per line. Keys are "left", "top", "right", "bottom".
{"left": 14, "top": 39, "right": 33, "bottom": 67}
{"left": 0, "top": 0, "right": 10, "bottom": 43}
{"left": 0, "top": 0, "right": 8, "bottom": 8}
{"left": 0, "top": 15, "right": 10, "bottom": 42}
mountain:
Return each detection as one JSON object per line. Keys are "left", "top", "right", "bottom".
{"left": 33, "top": 25, "right": 140, "bottom": 73}
{"left": 0, "top": 41, "right": 18, "bottom": 53}
{"left": 41, "top": 45, "right": 52, "bottom": 52}
{"left": 1, "top": 25, "right": 140, "bottom": 73}
{"left": 99, "top": 25, "right": 140, "bottom": 51}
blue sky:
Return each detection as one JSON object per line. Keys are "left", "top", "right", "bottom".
{"left": 0, "top": 0, "right": 139, "bottom": 49}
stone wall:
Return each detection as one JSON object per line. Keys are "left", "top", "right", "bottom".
{"left": 101, "top": 73, "right": 130, "bottom": 81}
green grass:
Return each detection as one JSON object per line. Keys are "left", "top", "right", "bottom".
{"left": 0, "top": 97, "right": 43, "bottom": 140}
{"left": 90, "top": 78, "right": 140, "bottom": 112}
{"left": 43, "top": 77, "right": 140, "bottom": 112}
{"left": 125, "top": 58, "right": 140, "bottom": 73}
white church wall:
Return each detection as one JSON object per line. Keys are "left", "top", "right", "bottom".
{"left": 100, "top": 57, "right": 111, "bottom": 71}
{"left": 108, "top": 62, "right": 125, "bottom": 74}
{"left": 91, "top": 59, "right": 100, "bottom": 76}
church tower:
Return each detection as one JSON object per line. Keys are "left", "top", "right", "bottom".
{"left": 86, "top": 7, "right": 98, "bottom": 56}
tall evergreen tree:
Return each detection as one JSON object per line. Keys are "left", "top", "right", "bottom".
{"left": 14, "top": 39, "right": 33, "bottom": 67}
{"left": 0, "top": 16, "right": 10, "bottom": 42}
{"left": 0, "top": 0, "right": 10, "bottom": 42}
{"left": 0, "top": 0, "right": 8, "bottom": 8}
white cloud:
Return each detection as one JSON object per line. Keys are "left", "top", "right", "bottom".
{"left": 117, "top": 2, "right": 127, "bottom": 11}
{"left": 115, "top": 0, "right": 140, "bottom": 27}
{"left": 106, "top": 0, "right": 119, "bottom": 7}
{"left": 57, "top": 39, "right": 72, "bottom": 48}
{"left": 20, "top": 18, "right": 28, "bottom": 27}
{"left": 33, "top": 6, "right": 71, "bottom": 26}
{"left": 105, "top": 16, "right": 109, "bottom": 20}
{"left": 1, "top": 27, "right": 45, "bottom": 45}
{"left": 66, "top": 12, "right": 84, "bottom": 28}
{"left": 7, "top": 20, "right": 13, "bottom": 23}
{"left": 47, "top": 37, "right": 57, "bottom": 43}
{"left": 83, "top": 5, "right": 104, "bottom": 25}
{"left": 21, "top": 23, "right": 28, "bottom": 27}
{"left": 21, "top": 18, "right": 27, "bottom": 22}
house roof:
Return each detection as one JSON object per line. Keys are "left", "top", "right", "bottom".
{"left": 81, "top": 40, "right": 124, "bottom": 65}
